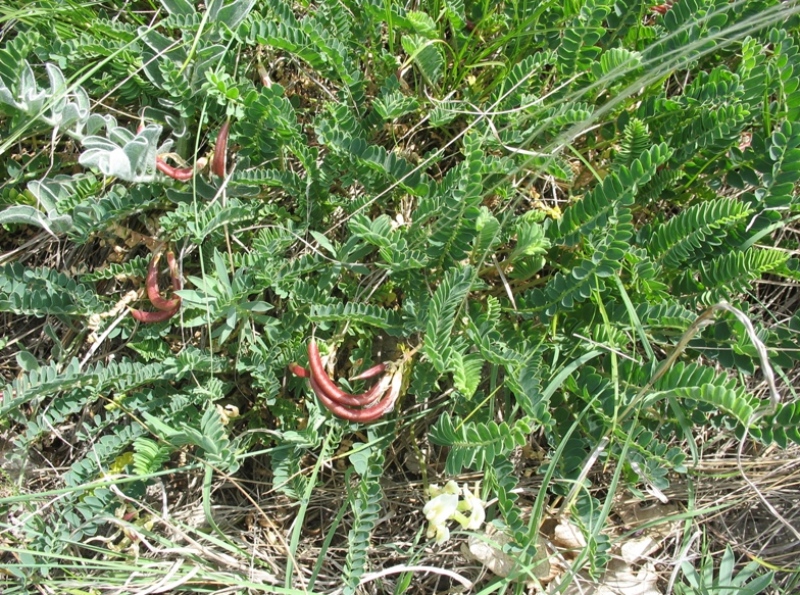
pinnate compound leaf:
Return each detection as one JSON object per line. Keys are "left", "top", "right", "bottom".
{"left": 451, "top": 351, "right": 483, "bottom": 398}
{"left": 343, "top": 449, "right": 385, "bottom": 593}
{"left": 310, "top": 302, "right": 403, "bottom": 331}
{"left": 430, "top": 412, "right": 532, "bottom": 474}
{"left": 424, "top": 266, "right": 474, "bottom": 373}
{"left": 133, "top": 437, "right": 172, "bottom": 475}
{"left": 649, "top": 198, "right": 753, "bottom": 268}
{"left": 401, "top": 35, "right": 443, "bottom": 86}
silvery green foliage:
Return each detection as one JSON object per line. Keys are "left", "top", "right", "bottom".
{"left": 0, "top": 205, "right": 72, "bottom": 236}
{"left": 40, "top": 64, "right": 90, "bottom": 132}
{"left": 79, "top": 122, "right": 163, "bottom": 183}
{"left": 0, "top": 61, "right": 165, "bottom": 183}
{"left": 161, "top": 0, "right": 256, "bottom": 29}
{"left": 0, "top": 177, "right": 75, "bottom": 235}
{"left": 207, "top": 0, "right": 256, "bottom": 29}
{"left": 0, "top": 62, "right": 90, "bottom": 137}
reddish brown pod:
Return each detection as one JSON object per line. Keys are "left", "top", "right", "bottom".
{"left": 131, "top": 305, "right": 180, "bottom": 323}
{"left": 130, "top": 251, "right": 182, "bottom": 323}
{"left": 309, "top": 373, "right": 399, "bottom": 423}
{"left": 156, "top": 158, "right": 194, "bottom": 181}
{"left": 290, "top": 341, "right": 402, "bottom": 422}
{"left": 145, "top": 252, "right": 181, "bottom": 311}
{"left": 307, "top": 340, "right": 355, "bottom": 404}
{"left": 650, "top": 2, "right": 673, "bottom": 14}
{"left": 212, "top": 119, "right": 230, "bottom": 178}
{"left": 350, "top": 363, "right": 387, "bottom": 381}
{"left": 136, "top": 123, "right": 195, "bottom": 181}
{"left": 307, "top": 342, "right": 390, "bottom": 407}
{"left": 322, "top": 373, "right": 390, "bottom": 408}
{"left": 143, "top": 120, "right": 230, "bottom": 181}
{"left": 290, "top": 359, "right": 387, "bottom": 407}
{"left": 288, "top": 362, "right": 311, "bottom": 378}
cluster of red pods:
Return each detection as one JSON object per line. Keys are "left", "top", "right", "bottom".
{"left": 289, "top": 341, "right": 402, "bottom": 423}
{"left": 130, "top": 251, "right": 182, "bottom": 323}
{"left": 129, "top": 119, "right": 230, "bottom": 321}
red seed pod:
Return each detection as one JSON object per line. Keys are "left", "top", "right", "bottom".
{"left": 131, "top": 250, "right": 182, "bottom": 323}
{"left": 324, "top": 373, "right": 390, "bottom": 408}
{"left": 146, "top": 253, "right": 180, "bottom": 311}
{"left": 293, "top": 356, "right": 387, "bottom": 408}
{"left": 289, "top": 363, "right": 311, "bottom": 378}
{"left": 130, "top": 303, "right": 180, "bottom": 323}
{"left": 309, "top": 374, "right": 397, "bottom": 423}
{"left": 307, "top": 341, "right": 390, "bottom": 406}
{"left": 141, "top": 121, "right": 195, "bottom": 181}
{"left": 307, "top": 340, "right": 351, "bottom": 401}
{"left": 350, "top": 363, "right": 387, "bottom": 381}
{"left": 156, "top": 158, "right": 194, "bottom": 181}
{"left": 305, "top": 340, "right": 405, "bottom": 411}
{"left": 212, "top": 119, "right": 230, "bottom": 178}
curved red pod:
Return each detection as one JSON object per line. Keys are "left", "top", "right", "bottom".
{"left": 324, "top": 373, "right": 390, "bottom": 408}
{"left": 156, "top": 158, "right": 194, "bottom": 181}
{"left": 292, "top": 358, "right": 388, "bottom": 407}
{"left": 309, "top": 374, "right": 396, "bottom": 423}
{"left": 130, "top": 303, "right": 180, "bottom": 323}
{"left": 307, "top": 340, "right": 351, "bottom": 401}
{"left": 212, "top": 119, "right": 230, "bottom": 178}
{"left": 139, "top": 121, "right": 195, "bottom": 181}
{"left": 289, "top": 363, "right": 311, "bottom": 378}
{"left": 308, "top": 341, "right": 390, "bottom": 406}
{"left": 350, "top": 363, "right": 387, "bottom": 381}
{"left": 146, "top": 253, "right": 180, "bottom": 311}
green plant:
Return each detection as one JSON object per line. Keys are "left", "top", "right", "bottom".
{"left": 674, "top": 544, "right": 775, "bottom": 595}
{"left": 0, "top": 0, "right": 797, "bottom": 591}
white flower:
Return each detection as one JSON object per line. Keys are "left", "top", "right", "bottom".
{"left": 423, "top": 490, "right": 459, "bottom": 528}
{"left": 422, "top": 481, "right": 485, "bottom": 544}
{"left": 460, "top": 486, "right": 486, "bottom": 530}
{"left": 426, "top": 480, "right": 460, "bottom": 499}
{"left": 427, "top": 522, "right": 451, "bottom": 544}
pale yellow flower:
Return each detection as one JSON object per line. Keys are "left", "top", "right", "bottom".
{"left": 422, "top": 481, "right": 485, "bottom": 544}
{"left": 423, "top": 490, "right": 459, "bottom": 528}
{"left": 460, "top": 486, "right": 485, "bottom": 530}
{"left": 427, "top": 522, "right": 451, "bottom": 544}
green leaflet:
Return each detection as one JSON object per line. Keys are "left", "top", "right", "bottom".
{"left": 423, "top": 265, "right": 474, "bottom": 373}
{"left": 0, "top": 263, "right": 103, "bottom": 317}
{"left": 649, "top": 198, "right": 753, "bottom": 268}
{"left": 132, "top": 437, "right": 172, "bottom": 476}
{"left": 317, "top": 121, "right": 430, "bottom": 195}
{"left": 342, "top": 447, "right": 385, "bottom": 595}
{"left": 429, "top": 412, "right": 534, "bottom": 475}
{"left": 557, "top": 0, "right": 610, "bottom": 75}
